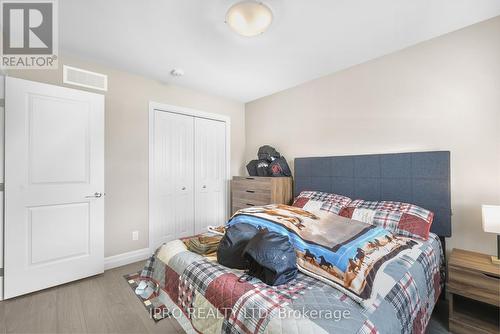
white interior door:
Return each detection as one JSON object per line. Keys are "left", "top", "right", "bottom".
{"left": 150, "top": 110, "right": 194, "bottom": 249}
{"left": 194, "top": 117, "right": 226, "bottom": 234}
{"left": 4, "top": 77, "right": 104, "bottom": 299}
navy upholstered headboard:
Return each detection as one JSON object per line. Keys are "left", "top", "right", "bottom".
{"left": 294, "top": 151, "right": 452, "bottom": 237}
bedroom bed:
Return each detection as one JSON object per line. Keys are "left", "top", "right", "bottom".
{"left": 138, "top": 151, "right": 451, "bottom": 334}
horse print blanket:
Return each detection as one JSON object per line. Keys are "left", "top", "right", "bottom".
{"left": 228, "top": 205, "right": 417, "bottom": 302}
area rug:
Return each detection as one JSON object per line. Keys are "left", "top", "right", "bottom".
{"left": 124, "top": 271, "right": 171, "bottom": 322}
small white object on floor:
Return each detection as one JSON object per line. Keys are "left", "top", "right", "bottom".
{"left": 135, "top": 280, "right": 156, "bottom": 299}
{"left": 135, "top": 281, "right": 147, "bottom": 296}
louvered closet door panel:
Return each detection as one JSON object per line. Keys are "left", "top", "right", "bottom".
{"left": 194, "top": 118, "right": 226, "bottom": 234}
{"left": 153, "top": 111, "right": 194, "bottom": 247}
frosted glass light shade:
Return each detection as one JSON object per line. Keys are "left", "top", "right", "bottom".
{"left": 225, "top": 1, "right": 273, "bottom": 37}
{"left": 482, "top": 205, "right": 500, "bottom": 234}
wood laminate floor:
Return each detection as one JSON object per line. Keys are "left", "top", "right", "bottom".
{"left": 0, "top": 262, "right": 184, "bottom": 334}
{"left": 0, "top": 262, "right": 449, "bottom": 334}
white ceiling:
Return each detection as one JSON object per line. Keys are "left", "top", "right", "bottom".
{"left": 60, "top": 0, "right": 500, "bottom": 102}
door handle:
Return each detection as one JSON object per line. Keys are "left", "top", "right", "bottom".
{"left": 202, "top": 185, "right": 207, "bottom": 189}
{"left": 181, "top": 186, "right": 186, "bottom": 191}
{"left": 85, "top": 192, "right": 103, "bottom": 199}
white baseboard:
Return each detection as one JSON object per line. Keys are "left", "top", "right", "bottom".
{"left": 104, "top": 247, "right": 151, "bottom": 271}
{"left": 0, "top": 250, "right": 151, "bottom": 299}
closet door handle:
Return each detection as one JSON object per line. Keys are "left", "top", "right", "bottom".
{"left": 202, "top": 185, "right": 207, "bottom": 189}
{"left": 85, "top": 192, "right": 103, "bottom": 199}
{"left": 181, "top": 186, "right": 186, "bottom": 191}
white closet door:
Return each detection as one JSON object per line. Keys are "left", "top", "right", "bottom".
{"left": 151, "top": 111, "right": 194, "bottom": 249}
{"left": 194, "top": 117, "right": 226, "bottom": 234}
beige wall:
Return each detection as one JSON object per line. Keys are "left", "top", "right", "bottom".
{"left": 5, "top": 16, "right": 499, "bottom": 258}
{"left": 245, "top": 17, "right": 500, "bottom": 255}
{"left": 8, "top": 53, "right": 246, "bottom": 257}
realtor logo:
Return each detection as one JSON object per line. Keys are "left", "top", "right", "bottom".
{"left": 1, "top": 0, "right": 58, "bottom": 68}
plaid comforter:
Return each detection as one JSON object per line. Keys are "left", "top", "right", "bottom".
{"left": 139, "top": 233, "right": 443, "bottom": 334}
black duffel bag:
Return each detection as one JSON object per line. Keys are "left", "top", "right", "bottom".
{"left": 246, "top": 160, "right": 259, "bottom": 176}
{"left": 257, "top": 145, "right": 281, "bottom": 162}
{"left": 268, "top": 156, "right": 292, "bottom": 177}
{"left": 217, "top": 223, "right": 259, "bottom": 269}
{"left": 242, "top": 229, "right": 298, "bottom": 286}
{"left": 256, "top": 159, "right": 271, "bottom": 176}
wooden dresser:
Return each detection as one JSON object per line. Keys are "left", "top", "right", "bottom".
{"left": 231, "top": 176, "right": 293, "bottom": 214}
{"left": 448, "top": 248, "right": 500, "bottom": 334}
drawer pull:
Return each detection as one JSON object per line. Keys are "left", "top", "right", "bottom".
{"left": 484, "top": 273, "right": 500, "bottom": 280}
{"left": 245, "top": 177, "right": 255, "bottom": 180}
{"left": 246, "top": 190, "right": 255, "bottom": 193}
{"left": 246, "top": 203, "right": 255, "bottom": 206}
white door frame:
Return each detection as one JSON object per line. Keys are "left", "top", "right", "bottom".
{"left": 148, "top": 102, "right": 231, "bottom": 253}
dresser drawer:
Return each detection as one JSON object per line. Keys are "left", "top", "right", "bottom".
{"left": 232, "top": 177, "right": 272, "bottom": 193}
{"left": 230, "top": 176, "right": 293, "bottom": 214}
{"left": 232, "top": 190, "right": 271, "bottom": 203}
{"left": 232, "top": 197, "right": 269, "bottom": 208}
{"left": 448, "top": 266, "right": 500, "bottom": 306}
{"left": 232, "top": 202, "right": 264, "bottom": 214}
{"left": 232, "top": 203, "right": 258, "bottom": 211}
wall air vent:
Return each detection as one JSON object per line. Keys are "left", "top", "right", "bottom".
{"left": 63, "top": 65, "right": 108, "bottom": 91}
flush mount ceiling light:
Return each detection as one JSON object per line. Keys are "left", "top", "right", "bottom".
{"left": 225, "top": 1, "right": 273, "bottom": 37}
